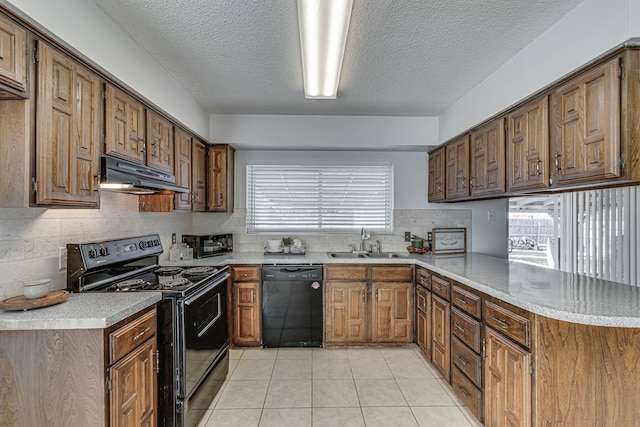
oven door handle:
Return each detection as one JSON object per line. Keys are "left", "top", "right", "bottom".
{"left": 184, "top": 273, "right": 230, "bottom": 306}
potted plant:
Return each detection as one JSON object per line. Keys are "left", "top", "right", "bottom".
{"left": 282, "top": 236, "right": 294, "bottom": 253}
{"left": 410, "top": 234, "right": 425, "bottom": 249}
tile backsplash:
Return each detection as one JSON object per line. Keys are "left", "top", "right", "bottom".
{"left": 0, "top": 195, "right": 470, "bottom": 299}
{"left": 193, "top": 208, "right": 471, "bottom": 253}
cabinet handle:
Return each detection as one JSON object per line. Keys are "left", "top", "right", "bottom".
{"left": 454, "top": 323, "right": 467, "bottom": 334}
{"left": 375, "top": 290, "right": 378, "bottom": 301}
{"left": 454, "top": 297, "right": 467, "bottom": 305}
{"left": 482, "top": 338, "right": 487, "bottom": 360}
{"left": 362, "top": 289, "right": 366, "bottom": 302}
{"left": 434, "top": 285, "right": 441, "bottom": 292}
{"left": 456, "top": 354, "right": 469, "bottom": 366}
{"left": 491, "top": 316, "right": 510, "bottom": 329}
{"left": 554, "top": 152, "right": 561, "bottom": 172}
{"left": 219, "top": 193, "right": 223, "bottom": 204}
{"left": 536, "top": 159, "right": 542, "bottom": 175}
{"left": 252, "top": 290, "right": 256, "bottom": 303}
{"left": 457, "top": 385, "right": 471, "bottom": 398}
{"left": 461, "top": 177, "right": 466, "bottom": 189}
{"left": 437, "top": 183, "right": 441, "bottom": 192}
{"left": 155, "top": 350, "right": 160, "bottom": 373}
{"left": 469, "top": 176, "right": 474, "bottom": 188}
{"left": 133, "top": 327, "right": 150, "bottom": 341}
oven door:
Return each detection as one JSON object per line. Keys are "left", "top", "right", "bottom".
{"left": 177, "top": 273, "right": 230, "bottom": 425}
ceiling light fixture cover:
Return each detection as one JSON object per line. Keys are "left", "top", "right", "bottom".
{"left": 297, "top": 0, "right": 353, "bottom": 99}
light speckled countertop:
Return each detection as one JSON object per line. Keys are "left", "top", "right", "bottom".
{"left": 166, "top": 251, "right": 640, "bottom": 328}
{"left": 0, "top": 292, "right": 161, "bottom": 330}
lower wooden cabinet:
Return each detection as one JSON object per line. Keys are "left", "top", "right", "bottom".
{"left": 415, "top": 283, "right": 431, "bottom": 358}
{"left": 484, "top": 327, "right": 531, "bottom": 427}
{"left": 110, "top": 338, "right": 157, "bottom": 427}
{"left": 230, "top": 265, "right": 262, "bottom": 346}
{"left": 431, "top": 294, "right": 451, "bottom": 379}
{"left": 325, "top": 282, "right": 367, "bottom": 343}
{"left": 372, "top": 282, "right": 413, "bottom": 342}
{"left": 324, "top": 264, "right": 414, "bottom": 345}
{"left": 108, "top": 308, "right": 158, "bottom": 427}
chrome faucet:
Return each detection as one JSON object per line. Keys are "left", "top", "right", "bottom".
{"left": 360, "top": 227, "right": 370, "bottom": 251}
{"left": 376, "top": 239, "right": 382, "bottom": 253}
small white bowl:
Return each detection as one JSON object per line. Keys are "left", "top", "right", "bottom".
{"left": 267, "top": 239, "right": 283, "bottom": 249}
{"left": 23, "top": 279, "right": 50, "bottom": 299}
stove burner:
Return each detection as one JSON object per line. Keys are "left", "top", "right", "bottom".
{"left": 155, "top": 266, "right": 184, "bottom": 276}
{"left": 109, "top": 278, "right": 151, "bottom": 291}
{"left": 162, "top": 278, "right": 191, "bottom": 289}
{"left": 182, "top": 266, "right": 217, "bottom": 277}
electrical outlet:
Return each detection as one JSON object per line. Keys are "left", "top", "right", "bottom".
{"left": 59, "top": 247, "right": 67, "bottom": 270}
{"left": 487, "top": 211, "right": 495, "bottom": 222}
{"left": 172, "top": 233, "right": 177, "bottom": 244}
{"left": 404, "top": 231, "right": 411, "bottom": 242}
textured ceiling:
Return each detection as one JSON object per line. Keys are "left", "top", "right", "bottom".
{"left": 91, "top": 0, "right": 584, "bottom": 116}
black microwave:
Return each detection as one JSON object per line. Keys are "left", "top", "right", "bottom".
{"left": 182, "top": 234, "right": 233, "bottom": 258}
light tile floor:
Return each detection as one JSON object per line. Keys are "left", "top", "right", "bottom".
{"left": 198, "top": 345, "right": 483, "bottom": 427}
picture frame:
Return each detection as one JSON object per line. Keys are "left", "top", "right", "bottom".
{"left": 432, "top": 227, "right": 466, "bottom": 254}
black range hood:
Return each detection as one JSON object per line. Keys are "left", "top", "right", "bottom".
{"left": 100, "top": 155, "right": 189, "bottom": 195}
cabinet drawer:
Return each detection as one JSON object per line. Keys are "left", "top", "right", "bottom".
{"left": 415, "top": 267, "right": 431, "bottom": 289}
{"left": 431, "top": 275, "right": 450, "bottom": 300}
{"left": 232, "top": 266, "right": 260, "bottom": 282}
{"left": 451, "top": 308, "right": 481, "bottom": 353}
{"left": 484, "top": 301, "right": 531, "bottom": 348}
{"left": 325, "top": 265, "right": 368, "bottom": 281}
{"left": 451, "top": 336, "right": 482, "bottom": 387}
{"left": 452, "top": 366, "right": 483, "bottom": 423}
{"left": 416, "top": 284, "right": 429, "bottom": 313}
{"left": 452, "top": 285, "right": 481, "bottom": 319}
{"left": 371, "top": 265, "right": 413, "bottom": 282}
{"left": 109, "top": 308, "right": 157, "bottom": 364}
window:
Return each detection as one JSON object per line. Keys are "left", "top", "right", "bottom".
{"left": 247, "top": 164, "right": 393, "bottom": 234}
{"left": 509, "top": 187, "right": 640, "bottom": 286}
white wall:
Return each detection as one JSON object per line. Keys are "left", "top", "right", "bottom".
{"left": 1, "top": 0, "right": 209, "bottom": 137}
{"left": 210, "top": 114, "right": 438, "bottom": 150}
{"left": 439, "top": 0, "right": 632, "bottom": 142}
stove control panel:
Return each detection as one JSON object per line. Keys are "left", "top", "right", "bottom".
{"left": 68, "top": 234, "right": 164, "bottom": 270}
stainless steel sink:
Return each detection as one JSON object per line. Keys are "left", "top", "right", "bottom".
{"left": 327, "top": 252, "right": 369, "bottom": 258}
{"left": 366, "top": 252, "right": 407, "bottom": 258}
{"left": 327, "top": 252, "right": 407, "bottom": 259}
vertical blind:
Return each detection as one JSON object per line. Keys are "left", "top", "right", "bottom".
{"left": 557, "top": 187, "right": 639, "bottom": 286}
{"left": 246, "top": 164, "right": 393, "bottom": 234}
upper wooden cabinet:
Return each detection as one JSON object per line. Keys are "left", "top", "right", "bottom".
{"left": 35, "top": 41, "right": 101, "bottom": 207}
{"left": 207, "top": 144, "right": 235, "bottom": 212}
{"left": 445, "top": 136, "right": 470, "bottom": 200}
{"left": 0, "top": 14, "right": 28, "bottom": 98}
{"left": 105, "top": 84, "right": 146, "bottom": 164}
{"left": 507, "top": 95, "right": 550, "bottom": 191}
{"left": 174, "top": 127, "right": 192, "bottom": 211}
{"left": 470, "top": 118, "right": 506, "bottom": 196}
{"left": 146, "top": 110, "right": 173, "bottom": 173}
{"left": 192, "top": 139, "right": 207, "bottom": 212}
{"left": 428, "top": 147, "right": 446, "bottom": 201}
{"left": 551, "top": 57, "right": 621, "bottom": 185}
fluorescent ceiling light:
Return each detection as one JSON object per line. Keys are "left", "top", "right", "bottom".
{"left": 297, "top": 0, "right": 353, "bottom": 99}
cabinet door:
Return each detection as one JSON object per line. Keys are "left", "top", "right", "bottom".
{"left": 445, "top": 136, "right": 470, "bottom": 199}
{"left": 207, "top": 144, "right": 235, "bottom": 212}
{"left": 110, "top": 338, "right": 157, "bottom": 427}
{"left": 191, "top": 139, "right": 206, "bottom": 212}
{"left": 325, "top": 282, "right": 367, "bottom": 344}
{"left": 372, "top": 283, "right": 413, "bottom": 342}
{"left": 233, "top": 282, "right": 261, "bottom": 346}
{"left": 552, "top": 58, "right": 620, "bottom": 185}
{"left": 0, "top": 14, "right": 27, "bottom": 95}
{"left": 470, "top": 118, "right": 506, "bottom": 196}
{"left": 105, "top": 84, "right": 146, "bottom": 164}
{"left": 507, "top": 95, "right": 550, "bottom": 191}
{"left": 431, "top": 294, "right": 450, "bottom": 380}
{"left": 174, "top": 127, "right": 192, "bottom": 210}
{"left": 415, "top": 286, "right": 431, "bottom": 358}
{"left": 35, "top": 42, "right": 101, "bottom": 206}
{"left": 146, "top": 110, "right": 173, "bottom": 173}
{"left": 484, "top": 327, "right": 531, "bottom": 427}
{"left": 428, "top": 147, "right": 446, "bottom": 201}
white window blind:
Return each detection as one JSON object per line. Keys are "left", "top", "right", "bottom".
{"left": 247, "top": 164, "right": 393, "bottom": 234}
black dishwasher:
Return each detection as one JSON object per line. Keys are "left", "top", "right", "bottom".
{"left": 261, "top": 265, "right": 323, "bottom": 347}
